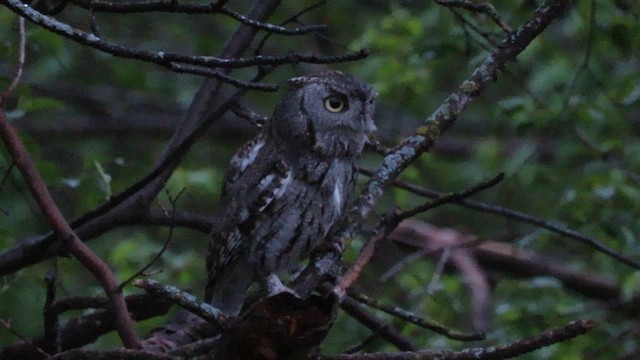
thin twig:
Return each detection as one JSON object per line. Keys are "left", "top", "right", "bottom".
{"left": 357, "top": 167, "right": 640, "bottom": 271}
{"left": 229, "top": 102, "right": 268, "bottom": 128}
{"left": 335, "top": 174, "right": 503, "bottom": 295}
{"left": 254, "top": 0, "right": 328, "bottom": 55}
{"left": 426, "top": 247, "right": 451, "bottom": 295}
{"left": 340, "top": 297, "right": 416, "bottom": 351}
{"left": 0, "top": 16, "right": 25, "bottom": 103}
{"left": 2, "top": 0, "right": 367, "bottom": 90}
{"left": 341, "top": 333, "right": 380, "bottom": 355}
{"left": 349, "top": 291, "right": 484, "bottom": 341}
{"left": 168, "top": 63, "right": 278, "bottom": 91}
{"left": 0, "top": 318, "right": 52, "bottom": 359}
{"left": 118, "top": 188, "right": 185, "bottom": 290}
{"left": 449, "top": 8, "right": 502, "bottom": 49}
{"left": 378, "top": 247, "right": 432, "bottom": 283}
{"left": 365, "top": 140, "right": 392, "bottom": 156}
{"left": 394, "top": 173, "right": 504, "bottom": 221}
{"left": 321, "top": 320, "right": 597, "bottom": 359}
{"left": 69, "top": 0, "right": 328, "bottom": 35}
{"left": 435, "top": 0, "right": 513, "bottom": 34}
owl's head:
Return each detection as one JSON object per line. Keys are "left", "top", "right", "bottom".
{"left": 269, "top": 70, "right": 376, "bottom": 158}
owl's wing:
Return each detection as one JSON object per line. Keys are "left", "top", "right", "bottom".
{"left": 206, "top": 145, "right": 293, "bottom": 308}
{"left": 221, "top": 133, "right": 268, "bottom": 200}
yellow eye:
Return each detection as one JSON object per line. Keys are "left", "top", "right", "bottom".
{"left": 324, "top": 96, "right": 346, "bottom": 113}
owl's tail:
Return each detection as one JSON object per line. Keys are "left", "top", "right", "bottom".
{"left": 205, "top": 258, "right": 253, "bottom": 316}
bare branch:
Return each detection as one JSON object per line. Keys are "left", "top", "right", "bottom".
{"left": 320, "top": 320, "right": 597, "bottom": 359}
{"left": 118, "top": 188, "right": 185, "bottom": 290}
{"left": 294, "top": 0, "right": 577, "bottom": 296}
{"left": 335, "top": 174, "right": 502, "bottom": 297}
{"left": 435, "top": 0, "right": 513, "bottom": 34}
{"left": 394, "top": 173, "right": 504, "bottom": 221}
{"left": 69, "top": 0, "right": 328, "bottom": 35}
{"left": 229, "top": 102, "right": 268, "bottom": 128}
{"left": 349, "top": 291, "right": 484, "bottom": 341}
{"left": 2, "top": 0, "right": 367, "bottom": 89}
{"left": 133, "top": 279, "right": 227, "bottom": 330}
{"left": 1, "top": 293, "right": 173, "bottom": 359}
{"left": 358, "top": 167, "right": 640, "bottom": 272}
{"left": 340, "top": 297, "right": 416, "bottom": 351}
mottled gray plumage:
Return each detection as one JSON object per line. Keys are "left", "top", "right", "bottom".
{"left": 205, "top": 71, "right": 376, "bottom": 315}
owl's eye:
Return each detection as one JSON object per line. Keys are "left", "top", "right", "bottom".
{"left": 323, "top": 96, "right": 347, "bottom": 113}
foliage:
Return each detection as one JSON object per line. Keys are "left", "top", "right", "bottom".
{"left": 0, "top": 0, "right": 639, "bottom": 358}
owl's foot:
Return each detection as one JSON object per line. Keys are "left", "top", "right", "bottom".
{"left": 265, "top": 274, "right": 299, "bottom": 298}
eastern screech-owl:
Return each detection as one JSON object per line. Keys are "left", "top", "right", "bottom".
{"left": 205, "top": 71, "right": 376, "bottom": 315}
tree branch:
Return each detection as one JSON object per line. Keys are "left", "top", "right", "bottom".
{"left": 358, "top": 167, "right": 640, "bottom": 272}
{"left": 134, "top": 279, "right": 227, "bottom": 330}
{"left": 2, "top": 0, "right": 366, "bottom": 89}
{"left": 320, "top": 320, "right": 597, "bottom": 360}
{"left": 435, "top": 0, "right": 513, "bottom": 34}
{"left": 69, "top": 0, "right": 328, "bottom": 35}
{"left": 0, "top": 294, "right": 172, "bottom": 360}
{"left": 294, "top": 0, "right": 576, "bottom": 296}
{"left": 0, "top": 0, "right": 282, "bottom": 277}
{"left": 348, "top": 291, "right": 484, "bottom": 341}
{"left": 0, "top": 111, "right": 141, "bottom": 347}
{"left": 334, "top": 174, "right": 503, "bottom": 299}
{"left": 340, "top": 297, "right": 416, "bottom": 352}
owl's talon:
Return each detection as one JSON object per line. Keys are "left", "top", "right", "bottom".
{"left": 266, "top": 274, "right": 299, "bottom": 298}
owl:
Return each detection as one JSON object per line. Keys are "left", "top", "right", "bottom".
{"left": 205, "top": 70, "right": 376, "bottom": 315}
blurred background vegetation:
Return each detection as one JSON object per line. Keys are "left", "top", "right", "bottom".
{"left": 1, "top": 0, "right": 639, "bottom": 358}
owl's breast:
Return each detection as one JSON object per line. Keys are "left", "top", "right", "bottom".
{"left": 250, "top": 157, "right": 355, "bottom": 275}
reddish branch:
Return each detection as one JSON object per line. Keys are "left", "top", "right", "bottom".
{"left": 381, "top": 220, "right": 621, "bottom": 322}
{"left": 320, "top": 320, "right": 597, "bottom": 359}
{"left": 374, "top": 220, "right": 493, "bottom": 333}
{"left": 0, "top": 110, "right": 141, "bottom": 348}
{"left": 357, "top": 166, "right": 638, "bottom": 274}
{"left": 335, "top": 174, "right": 503, "bottom": 300}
